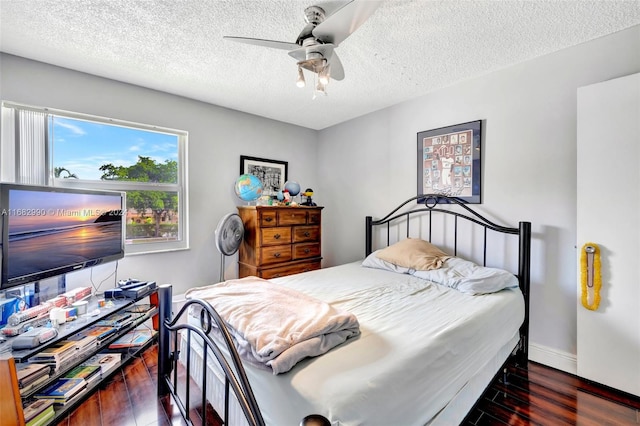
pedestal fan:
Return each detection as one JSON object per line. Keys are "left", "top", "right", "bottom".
{"left": 214, "top": 213, "right": 244, "bottom": 282}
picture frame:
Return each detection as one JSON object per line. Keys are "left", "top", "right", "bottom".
{"left": 240, "top": 155, "right": 288, "bottom": 197}
{"left": 417, "top": 120, "right": 482, "bottom": 204}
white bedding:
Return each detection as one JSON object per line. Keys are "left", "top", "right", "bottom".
{"left": 181, "top": 261, "right": 524, "bottom": 426}
{"left": 184, "top": 276, "right": 361, "bottom": 374}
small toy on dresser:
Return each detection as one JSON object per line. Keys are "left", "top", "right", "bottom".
{"left": 301, "top": 188, "right": 317, "bottom": 206}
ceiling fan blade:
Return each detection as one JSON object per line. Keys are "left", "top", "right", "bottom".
{"left": 223, "top": 36, "right": 299, "bottom": 51}
{"left": 312, "top": 0, "right": 382, "bottom": 46}
{"left": 288, "top": 46, "right": 308, "bottom": 62}
{"left": 329, "top": 52, "right": 345, "bottom": 81}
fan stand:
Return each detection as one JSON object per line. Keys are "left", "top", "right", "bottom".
{"left": 214, "top": 213, "right": 245, "bottom": 282}
{"left": 219, "top": 252, "right": 227, "bottom": 283}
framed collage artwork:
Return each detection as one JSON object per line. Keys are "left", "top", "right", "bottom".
{"left": 240, "top": 155, "right": 288, "bottom": 198}
{"left": 416, "top": 120, "right": 482, "bottom": 204}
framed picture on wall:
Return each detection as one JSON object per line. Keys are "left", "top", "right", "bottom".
{"left": 417, "top": 120, "right": 482, "bottom": 204}
{"left": 240, "top": 155, "right": 288, "bottom": 197}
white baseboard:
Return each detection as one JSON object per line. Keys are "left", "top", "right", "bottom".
{"left": 528, "top": 342, "right": 577, "bottom": 375}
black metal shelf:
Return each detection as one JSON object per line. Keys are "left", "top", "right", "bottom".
{"left": 5, "top": 289, "right": 159, "bottom": 426}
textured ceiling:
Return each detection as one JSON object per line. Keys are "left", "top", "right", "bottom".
{"left": 1, "top": 0, "right": 639, "bottom": 130}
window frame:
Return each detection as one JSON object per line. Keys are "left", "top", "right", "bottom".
{"left": 2, "top": 101, "right": 189, "bottom": 255}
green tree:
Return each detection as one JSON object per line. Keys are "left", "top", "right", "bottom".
{"left": 54, "top": 166, "right": 78, "bottom": 179}
{"left": 99, "top": 156, "right": 178, "bottom": 238}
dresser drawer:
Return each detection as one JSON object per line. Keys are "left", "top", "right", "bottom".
{"left": 292, "top": 226, "right": 320, "bottom": 243}
{"left": 261, "top": 227, "right": 291, "bottom": 245}
{"left": 260, "top": 245, "right": 292, "bottom": 265}
{"left": 259, "top": 210, "right": 277, "bottom": 227}
{"left": 260, "top": 260, "right": 321, "bottom": 279}
{"left": 277, "top": 209, "right": 308, "bottom": 225}
{"left": 308, "top": 210, "right": 321, "bottom": 225}
{"left": 293, "top": 242, "right": 320, "bottom": 260}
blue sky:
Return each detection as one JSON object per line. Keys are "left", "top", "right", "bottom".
{"left": 50, "top": 116, "right": 178, "bottom": 180}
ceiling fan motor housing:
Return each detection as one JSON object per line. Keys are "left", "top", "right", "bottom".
{"left": 304, "top": 6, "right": 326, "bottom": 26}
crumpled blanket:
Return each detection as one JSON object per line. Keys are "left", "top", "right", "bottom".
{"left": 184, "top": 276, "right": 360, "bottom": 374}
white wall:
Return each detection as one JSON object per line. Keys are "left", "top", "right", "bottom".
{"left": 317, "top": 25, "right": 640, "bottom": 370}
{"left": 0, "top": 53, "right": 319, "bottom": 296}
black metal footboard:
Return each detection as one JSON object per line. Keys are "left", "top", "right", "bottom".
{"left": 156, "top": 285, "right": 331, "bottom": 426}
{"left": 157, "top": 284, "right": 265, "bottom": 425}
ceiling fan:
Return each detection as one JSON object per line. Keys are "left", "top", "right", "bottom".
{"left": 224, "top": 0, "right": 381, "bottom": 96}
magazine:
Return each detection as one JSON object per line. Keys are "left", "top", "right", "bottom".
{"left": 108, "top": 328, "right": 156, "bottom": 349}
{"left": 81, "top": 352, "right": 122, "bottom": 377}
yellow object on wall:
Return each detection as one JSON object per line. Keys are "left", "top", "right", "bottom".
{"left": 580, "top": 242, "right": 601, "bottom": 310}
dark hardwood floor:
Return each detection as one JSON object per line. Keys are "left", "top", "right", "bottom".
{"left": 463, "top": 361, "right": 640, "bottom": 425}
{"left": 54, "top": 344, "right": 640, "bottom": 426}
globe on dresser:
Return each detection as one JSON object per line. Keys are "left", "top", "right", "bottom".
{"left": 284, "top": 180, "right": 301, "bottom": 196}
{"left": 234, "top": 174, "right": 263, "bottom": 202}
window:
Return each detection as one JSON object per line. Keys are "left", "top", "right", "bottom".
{"left": 1, "top": 102, "right": 188, "bottom": 254}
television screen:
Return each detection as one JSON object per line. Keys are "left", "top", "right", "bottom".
{"left": 0, "top": 184, "right": 125, "bottom": 289}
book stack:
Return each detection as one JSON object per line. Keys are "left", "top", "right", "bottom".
{"left": 28, "top": 341, "right": 78, "bottom": 373}
{"left": 16, "top": 363, "right": 51, "bottom": 395}
{"left": 63, "top": 330, "right": 99, "bottom": 358}
{"left": 63, "top": 364, "right": 102, "bottom": 387}
{"left": 33, "top": 377, "right": 86, "bottom": 406}
{"left": 22, "top": 399, "right": 55, "bottom": 426}
{"left": 81, "top": 352, "right": 122, "bottom": 378}
{"left": 108, "top": 327, "right": 156, "bottom": 350}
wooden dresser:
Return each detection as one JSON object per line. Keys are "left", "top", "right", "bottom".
{"left": 237, "top": 205, "right": 323, "bottom": 279}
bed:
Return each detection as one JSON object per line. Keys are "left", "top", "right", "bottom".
{"left": 157, "top": 195, "right": 531, "bottom": 426}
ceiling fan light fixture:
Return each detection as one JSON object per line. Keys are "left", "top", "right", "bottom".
{"left": 314, "top": 79, "right": 327, "bottom": 97}
{"left": 318, "top": 62, "right": 331, "bottom": 85}
{"left": 296, "top": 66, "right": 306, "bottom": 88}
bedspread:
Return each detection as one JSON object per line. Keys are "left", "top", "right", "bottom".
{"left": 184, "top": 276, "right": 360, "bottom": 374}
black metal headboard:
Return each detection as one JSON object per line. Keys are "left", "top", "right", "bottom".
{"left": 365, "top": 194, "right": 531, "bottom": 362}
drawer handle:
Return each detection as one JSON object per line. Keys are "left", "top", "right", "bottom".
{"left": 304, "top": 248, "right": 310, "bottom": 254}
{"left": 303, "top": 231, "right": 310, "bottom": 237}
{"left": 274, "top": 252, "right": 281, "bottom": 258}
{"left": 274, "top": 234, "right": 281, "bottom": 239}
{"left": 265, "top": 217, "right": 273, "bottom": 222}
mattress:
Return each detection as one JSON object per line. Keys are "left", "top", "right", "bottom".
{"left": 179, "top": 261, "right": 524, "bottom": 426}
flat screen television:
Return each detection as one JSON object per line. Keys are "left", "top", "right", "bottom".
{"left": 0, "top": 183, "right": 125, "bottom": 290}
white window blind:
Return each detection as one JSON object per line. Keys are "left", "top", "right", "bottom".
{"left": 17, "top": 109, "right": 48, "bottom": 185}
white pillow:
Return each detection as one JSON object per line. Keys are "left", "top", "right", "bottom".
{"left": 412, "top": 257, "right": 519, "bottom": 295}
{"left": 361, "top": 250, "right": 414, "bottom": 274}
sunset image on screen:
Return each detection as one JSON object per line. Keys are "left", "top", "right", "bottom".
{"left": 6, "top": 189, "right": 123, "bottom": 281}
